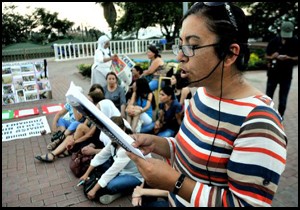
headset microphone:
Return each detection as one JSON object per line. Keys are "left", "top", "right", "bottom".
{"left": 185, "top": 58, "right": 223, "bottom": 85}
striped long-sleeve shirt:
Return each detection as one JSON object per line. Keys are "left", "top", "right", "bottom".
{"left": 166, "top": 87, "right": 287, "bottom": 207}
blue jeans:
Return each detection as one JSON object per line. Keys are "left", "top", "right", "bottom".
{"left": 106, "top": 175, "right": 142, "bottom": 195}
{"left": 141, "top": 199, "right": 169, "bottom": 207}
{"left": 57, "top": 118, "right": 81, "bottom": 132}
{"left": 157, "top": 129, "right": 176, "bottom": 137}
{"left": 266, "top": 77, "right": 292, "bottom": 117}
{"left": 97, "top": 157, "right": 114, "bottom": 174}
{"left": 140, "top": 122, "right": 155, "bottom": 133}
{"left": 140, "top": 122, "right": 176, "bottom": 137}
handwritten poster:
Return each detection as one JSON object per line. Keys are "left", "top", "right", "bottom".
{"left": 2, "top": 116, "right": 51, "bottom": 142}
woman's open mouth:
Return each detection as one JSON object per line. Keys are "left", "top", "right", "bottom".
{"left": 180, "top": 69, "right": 189, "bottom": 78}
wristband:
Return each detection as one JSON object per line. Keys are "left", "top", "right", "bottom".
{"left": 173, "top": 173, "right": 186, "bottom": 194}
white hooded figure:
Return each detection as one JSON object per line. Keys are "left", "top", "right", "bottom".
{"left": 91, "top": 35, "right": 112, "bottom": 87}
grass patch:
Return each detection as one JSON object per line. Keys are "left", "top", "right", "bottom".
{"left": 3, "top": 42, "right": 44, "bottom": 50}
{"left": 3, "top": 38, "right": 88, "bottom": 50}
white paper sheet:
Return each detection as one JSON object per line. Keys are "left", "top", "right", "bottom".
{"left": 2, "top": 116, "right": 51, "bottom": 141}
{"left": 65, "top": 81, "right": 145, "bottom": 159}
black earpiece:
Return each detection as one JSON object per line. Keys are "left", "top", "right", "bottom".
{"left": 215, "top": 41, "right": 232, "bottom": 59}
{"left": 215, "top": 41, "right": 249, "bottom": 71}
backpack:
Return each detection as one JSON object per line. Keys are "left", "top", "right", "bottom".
{"left": 83, "top": 167, "right": 104, "bottom": 198}
{"left": 69, "top": 151, "right": 94, "bottom": 178}
{"left": 82, "top": 157, "right": 114, "bottom": 200}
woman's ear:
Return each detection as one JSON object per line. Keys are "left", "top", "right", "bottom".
{"left": 224, "top": 43, "right": 240, "bottom": 67}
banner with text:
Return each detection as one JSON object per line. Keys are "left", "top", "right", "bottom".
{"left": 2, "top": 116, "right": 51, "bottom": 142}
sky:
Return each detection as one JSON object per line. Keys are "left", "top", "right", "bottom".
{"left": 2, "top": 2, "right": 111, "bottom": 32}
{"left": 2, "top": 2, "right": 164, "bottom": 39}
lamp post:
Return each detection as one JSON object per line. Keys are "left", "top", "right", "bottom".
{"left": 81, "top": 23, "right": 84, "bottom": 42}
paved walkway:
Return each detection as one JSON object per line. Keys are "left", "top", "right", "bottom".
{"left": 2, "top": 53, "right": 298, "bottom": 207}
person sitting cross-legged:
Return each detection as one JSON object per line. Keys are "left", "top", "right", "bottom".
{"left": 35, "top": 90, "right": 103, "bottom": 163}
{"left": 79, "top": 116, "right": 150, "bottom": 204}
{"left": 46, "top": 86, "right": 86, "bottom": 151}
{"left": 125, "top": 77, "right": 156, "bottom": 133}
{"left": 102, "top": 72, "right": 127, "bottom": 119}
{"left": 141, "top": 85, "right": 182, "bottom": 137}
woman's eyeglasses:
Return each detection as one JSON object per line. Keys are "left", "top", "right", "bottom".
{"left": 173, "top": 2, "right": 239, "bottom": 58}
{"left": 193, "top": 2, "right": 238, "bottom": 32}
{"left": 172, "top": 43, "right": 219, "bottom": 57}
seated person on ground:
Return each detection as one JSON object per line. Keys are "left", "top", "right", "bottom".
{"left": 46, "top": 86, "right": 86, "bottom": 151}
{"left": 102, "top": 72, "right": 126, "bottom": 118}
{"left": 35, "top": 90, "right": 103, "bottom": 163}
{"left": 82, "top": 97, "right": 132, "bottom": 156}
{"left": 126, "top": 65, "right": 143, "bottom": 102}
{"left": 89, "top": 83, "right": 105, "bottom": 96}
{"left": 126, "top": 78, "right": 155, "bottom": 133}
{"left": 171, "top": 70, "right": 192, "bottom": 106}
{"left": 140, "top": 85, "right": 182, "bottom": 137}
{"left": 140, "top": 45, "right": 165, "bottom": 91}
{"left": 79, "top": 116, "right": 148, "bottom": 205}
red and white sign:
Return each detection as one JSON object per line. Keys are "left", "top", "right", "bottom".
{"left": 14, "top": 107, "right": 39, "bottom": 118}
{"left": 42, "top": 104, "right": 64, "bottom": 114}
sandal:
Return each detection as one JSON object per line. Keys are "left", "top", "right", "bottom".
{"left": 35, "top": 152, "right": 55, "bottom": 163}
{"left": 58, "top": 132, "right": 66, "bottom": 141}
{"left": 51, "top": 130, "right": 65, "bottom": 142}
{"left": 57, "top": 150, "right": 71, "bottom": 158}
{"left": 47, "top": 139, "right": 61, "bottom": 150}
{"left": 51, "top": 130, "right": 63, "bottom": 142}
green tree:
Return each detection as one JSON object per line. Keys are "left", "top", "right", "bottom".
{"left": 113, "top": 2, "right": 298, "bottom": 43}
{"left": 89, "top": 28, "right": 103, "bottom": 40}
{"left": 52, "top": 18, "right": 74, "bottom": 36}
{"left": 97, "top": 2, "right": 117, "bottom": 39}
{"left": 3, "top": 3, "right": 111, "bottom": 46}
{"left": 2, "top": 5, "right": 36, "bottom": 46}
{"left": 114, "top": 2, "right": 182, "bottom": 42}
{"left": 156, "top": 3, "right": 182, "bottom": 42}
{"left": 33, "top": 8, "right": 74, "bottom": 38}
{"left": 236, "top": 2, "right": 298, "bottom": 41}
{"left": 114, "top": 2, "right": 148, "bottom": 39}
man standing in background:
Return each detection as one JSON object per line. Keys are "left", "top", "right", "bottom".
{"left": 265, "top": 21, "right": 298, "bottom": 118}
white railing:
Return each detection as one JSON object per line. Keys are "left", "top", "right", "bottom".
{"left": 53, "top": 38, "right": 167, "bottom": 61}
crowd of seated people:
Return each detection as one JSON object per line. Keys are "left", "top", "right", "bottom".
{"left": 34, "top": 44, "right": 192, "bottom": 206}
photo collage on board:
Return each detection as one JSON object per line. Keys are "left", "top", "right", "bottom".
{"left": 2, "top": 61, "right": 52, "bottom": 105}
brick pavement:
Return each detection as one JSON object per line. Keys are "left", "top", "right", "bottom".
{"left": 2, "top": 53, "right": 298, "bottom": 207}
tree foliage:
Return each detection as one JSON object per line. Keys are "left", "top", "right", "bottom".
{"left": 114, "top": 2, "right": 182, "bottom": 42}
{"left": 2, "top": 5, "right": 74, "bottom": 46}
{"left": 96, "top": 2, "right": 117, "bottom": 39}
{"left": 2, "top": 5, "right": 36, "bottom": 45}
{"left": 111, "top": 2, "right": 298, "bottom": 42}
{"left": 2, "top": 2, "right": 298, "bottom": 46}
{"left": 33, "top": 8, "right": 74, "bottom": 36}
{"left": 235, "top": 2, "right": 298, "bottom": 41}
